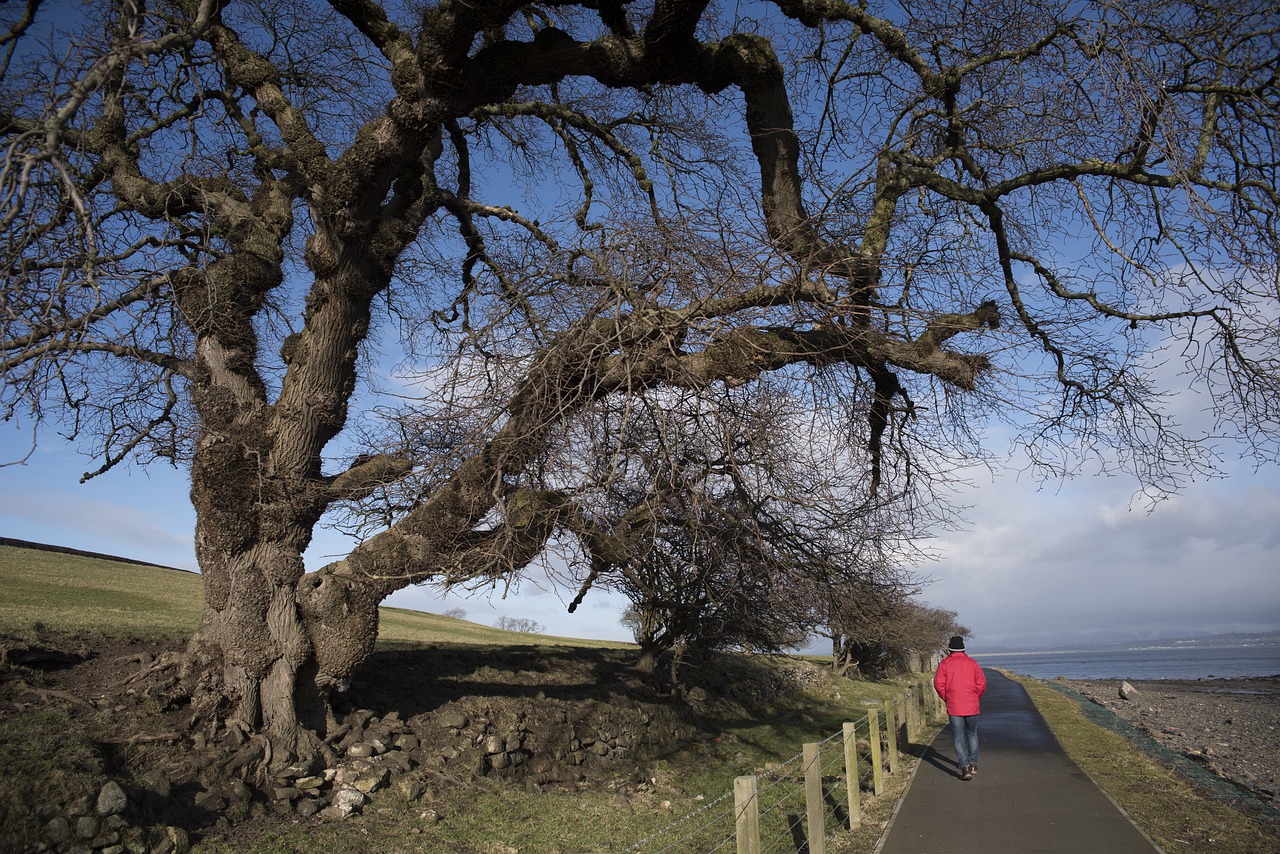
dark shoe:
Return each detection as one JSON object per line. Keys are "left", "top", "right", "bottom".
{"left": 968, "top": 764, "right": 977, "bottom": 776}
{"left": 961, "top": 767, "right": 973, "bottom": 781}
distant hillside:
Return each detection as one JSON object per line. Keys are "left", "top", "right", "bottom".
{"left": 0, "top": 536, "right": 194, "bottom": 574}
{"left": 980, "top": 630, "right": 1280, "bottom": 655}
{"left": 0, "top": 539, "right": 625, "bottom": 649}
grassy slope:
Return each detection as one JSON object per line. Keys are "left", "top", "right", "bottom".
{"left": 0, "top": 543, "right": 624, "bottom": 648}
{"left": 12, "top": 544, "right": 1272, "bottom": 852}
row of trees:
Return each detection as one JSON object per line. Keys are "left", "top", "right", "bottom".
{"left": 3, "top": 0, "right": 1276, "bottom": 776}
{"left": 621, "top": 583, "right": 966, "bottom": 682}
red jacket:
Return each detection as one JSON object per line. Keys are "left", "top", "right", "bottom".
{"left": 934, "top": 651, "right": 986, "bottom": 716}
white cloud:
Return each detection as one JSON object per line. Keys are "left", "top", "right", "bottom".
{"left": 0, "top": 434, "right": 198, "bottom": 571}
{"left": 922, "top": 461, "right": 1280, "bottom": 647}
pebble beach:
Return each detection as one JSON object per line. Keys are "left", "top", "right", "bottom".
{"left": 1060, "top": 676, "right": 1279, "bottom": 806}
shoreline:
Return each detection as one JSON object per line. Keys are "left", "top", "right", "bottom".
{"left": 1055, "top": 675, "right": 1279, "bottom": 808}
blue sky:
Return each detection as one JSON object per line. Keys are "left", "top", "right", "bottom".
{"left": 3, "top": 413, "right": 1278, "bottom": 651}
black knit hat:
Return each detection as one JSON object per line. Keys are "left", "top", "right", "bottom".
{"left": 948, "top": 636, "right": 966, "bottom": 651}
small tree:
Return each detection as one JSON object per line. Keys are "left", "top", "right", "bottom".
{"left": 570, "top": 384, "right": 932, "bottom": 680}
{"left": 496, "top": 616, "right": 545, "bottom": 635}
{"left": 442, "top": 608, "right": 467, "bottom": 621}
{"left": 821, "top": 590, "right": 968, "bottom": 678}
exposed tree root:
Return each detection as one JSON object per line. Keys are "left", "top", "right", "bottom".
{"left": 103, "top": 731, "right": 183, "bottom": 747}
{"left": 122, "top": 652, "right": 182, "bottom": 686}
{"left": 13, "top": 678, "right": 94, "bottom": 709}
{"left": 420, "top": 767, "right": 481, "bottom": 790}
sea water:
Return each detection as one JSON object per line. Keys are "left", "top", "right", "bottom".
{"left": 972, "top": 642, "right": 1280, "bottom": 681}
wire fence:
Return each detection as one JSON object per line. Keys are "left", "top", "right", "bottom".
{"left": 616, "top": 679, "right": 942, "bottom": 854}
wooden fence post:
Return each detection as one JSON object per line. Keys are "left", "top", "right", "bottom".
{"left": 734, "top": 775, "right": 760, "bottom": 854}
{"left": 905, "top": 687, "right": 918, "bottom": 741}
{"left": 803, "top": 743, "right": 826, "bottom": 854}
{"left": 842, "top": 721, "right": 861, "bottom": 829}
{"left": 894, "top": 695, "right": 907, "bottom": 757}
{"left": 884, "top": 700, "right": 898, "bottom": 772}
{"left": 867, "top": 705, "right": 884, "bottom": 796}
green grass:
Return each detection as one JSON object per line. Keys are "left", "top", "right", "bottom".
{"left": 377, "top": 606, "right": 628, "bottom": 649}
{"left": 1013, "top": 673, "right": 1279, "bottom": 854}
{"left": 0, "top": 544, "right": 626, "bottom": 648}
{"left": 0, "top": 547, "right": 203, "bottom": 638}
{"left": 10, "top": 544, "right": 1275, "bottom": 853}
{"left": 195, "top": 671, "right": 931, "bottom": 854}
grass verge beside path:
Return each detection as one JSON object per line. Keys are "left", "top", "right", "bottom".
{"left": 1012, "top": 673, "right": 1280, "bottom": 854}
{"left": 826, "top": 742, "right": 932, "bottom": 854}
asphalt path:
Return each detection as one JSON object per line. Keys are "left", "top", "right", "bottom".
{"left": 877, "top": 670, "right": 1162, "bottom": 853}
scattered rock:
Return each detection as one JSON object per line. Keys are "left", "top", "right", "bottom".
{"left": 3, "top": 628, "right": 827, "bottom": 853}
{"left": 397, "top": 778, "right": 427, "bottom": 801}
{"left": 43, "top": 816, "right": 72, "bottom": 845}
{"left": 95, "top": 781, "right": 129, "bottom": 818}
{"left": 74, "top": 815, "right": 99, "bottom": 840}
{"left": 1065, "top": 676, "right": 1280, "bottom": 802}
{"left": 193, "top": 790, "right": 227, "bottom": 813}
{"left": 318, "top": 786, "right": 367, "bottom": 820}
{"left": 438, "top": 710, "right": 470, "bottom": 730}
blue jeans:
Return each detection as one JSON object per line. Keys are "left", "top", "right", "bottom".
{"left": 949, "top": 714, "right": 980, "bottom": 769}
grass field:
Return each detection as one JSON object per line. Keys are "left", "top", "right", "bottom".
{"left": 0, "top": 543, "right": 625, "bottom": 648}
{"left": 1, "top": 544, "right": 934, "bottom": 854}
{"left": 0, "top": 543, "right": 938, "bottom": 853}
{"left": 0, "top": 546, "right": 203, "bottom": 638}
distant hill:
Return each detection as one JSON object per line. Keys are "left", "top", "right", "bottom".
{"left": 0, "top": 538, "right": 626, "bottom": 649}
{"left": 0, "top": 536, "right": 195, "bottom": 573}
{"left": 979, "top": 630, "right": 1280, "bottom": 655}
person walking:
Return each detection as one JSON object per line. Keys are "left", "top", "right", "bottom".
{"left": 933, "top": 635, "right": 987, "bottom": 781}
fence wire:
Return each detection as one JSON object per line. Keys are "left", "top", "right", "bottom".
{"left": 620, "top": 710, "right": 890, "bottom": 854}
{"left": 619, "top": 789, "right": 736, "bottom": 854}
{"left": 615, "top": 683, "right": 952, "bottom": 854}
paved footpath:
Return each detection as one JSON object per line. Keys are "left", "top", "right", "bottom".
{"left": 877, "top": 670, "right": 1162, "bottom": 853}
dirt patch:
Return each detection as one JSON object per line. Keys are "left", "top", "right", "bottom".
{"left": 1059, "top": 676, "right": 1280, "bottom": 805}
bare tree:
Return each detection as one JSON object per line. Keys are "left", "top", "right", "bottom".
{"left": 819, "top": 587, "right": 968, "bottom": 678}
{"left": 576, "top": 383, "right": 931, "bottom": 681}
{"left": 2, "top": 0, "right": 1276, "bottom": 773}
{"left": 495, "top": 615, "right": 545, "bottom": 634}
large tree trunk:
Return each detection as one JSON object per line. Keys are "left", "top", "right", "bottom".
{"left": 633, "top": 639, "right": 667, "bottom": 675}
{"left": 182, "top": 542, "right": 382, "bottom": 773}
{"left": 179, "top": 403, "right": 385, "bottom": 772}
